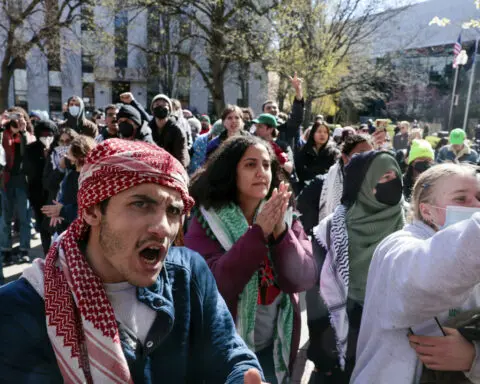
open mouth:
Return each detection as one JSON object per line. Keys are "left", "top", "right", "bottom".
{"left": 139, "top": 245, "right": 163, "bottom": 265}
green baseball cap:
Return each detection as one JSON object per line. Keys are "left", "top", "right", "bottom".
{"left": 449, "top": 128, "right": 466, "bottom": 145}
{"left": 252, "top": 113, "right": 277, "bottom": 128}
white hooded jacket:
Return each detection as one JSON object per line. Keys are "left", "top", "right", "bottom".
{"left": 352, "top": 215, "right": 480, "bottom": 384}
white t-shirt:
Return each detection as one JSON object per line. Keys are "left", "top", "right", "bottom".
{"left": 104, "top": 281, "right": 157, "bottom": 345}
{"left": 254, "top": 294, "right": 282, "bottom": 351}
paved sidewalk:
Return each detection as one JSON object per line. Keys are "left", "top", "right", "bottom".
{"left": 4, "top": 236, "right": 43, "bottom": 283}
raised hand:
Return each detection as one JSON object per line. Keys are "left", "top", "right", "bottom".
{"left": 288, "top": 72, "right": 303, "bottom": 100}
{"left": 120, "top": 92, "right": 134, "bottom": 104}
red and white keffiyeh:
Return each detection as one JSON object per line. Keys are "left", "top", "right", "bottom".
{"left": 23, "top": 139, "right": 194, "bottom": 383}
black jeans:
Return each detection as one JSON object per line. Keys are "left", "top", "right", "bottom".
{"left": 306, "top": 298, "right": 363, "bottom": 381}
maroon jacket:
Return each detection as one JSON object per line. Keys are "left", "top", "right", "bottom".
{"left": 184, "top": 216, "right": 317, "bottom": 369}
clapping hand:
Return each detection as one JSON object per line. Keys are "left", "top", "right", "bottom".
{"left": 255, "top": 182, "right": 291, "bottom": 239}
{"left": 49, "top": 217, "right": 64, "bottom": 228}
{"left": 41, "top": 200, "right": 63, "bottom": 218}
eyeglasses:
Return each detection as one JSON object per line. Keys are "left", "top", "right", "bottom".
{"left": 59, "top": 139, "right": 72, "bottom": 146}
{"left": 107, "top": 113, "right": 116, "bottom": 118}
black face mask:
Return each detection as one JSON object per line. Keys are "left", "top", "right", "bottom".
{"left": 153, "top": 106, "right": 170, "bottom": 119}
{"left": 118, "top": 121, "right": 135, "bottom": 139}
{"left": 375, "top": 176, "right": 403, "bottom": 206}
{"left": 413, "top": 161, "right": 431, "bottom": 173}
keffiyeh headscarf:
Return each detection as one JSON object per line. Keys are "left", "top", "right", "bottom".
{"left": 23, "top": 139, "right": 194, "bottom": 383}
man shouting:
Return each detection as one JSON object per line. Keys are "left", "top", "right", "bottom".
{"left": 0, "top": 139, "right": 265, "bottom": 383}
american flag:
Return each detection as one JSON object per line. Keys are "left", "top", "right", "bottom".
{"left": 453, "top": 33, "right": 462, "bottom": 68}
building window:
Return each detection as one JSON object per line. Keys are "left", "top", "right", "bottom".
{"left": 82, "top": 83, "right": 95, "bottom": 113}
{"left": 112, "top": 81, "right": 130, "bottom": 103}
{"left": 14, "top": 68, "right": 28, "bottom": 110}
{"left": 177, "top": 58, "right": 190, "bottom": 105}
{"left": 49, "top": 86, "right": 62, "bottom": 115}
{"left": 82, "top": 52, "right": 94, "bottom": 73}
{"left": 115, "top": 10, "right": 129, "bottom": 69}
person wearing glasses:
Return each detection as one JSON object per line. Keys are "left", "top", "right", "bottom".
{"left": 96, "top": 104, "right": 119, "bottom": 143}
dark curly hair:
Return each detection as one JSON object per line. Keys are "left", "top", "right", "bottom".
{"left": 190, "top": 135, "right": 291, "bottom": 210}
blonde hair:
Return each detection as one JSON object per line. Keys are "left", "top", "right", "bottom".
{"left": 409, "top": 128, "right": 423, "bottom": 143}
{"left": 410, "top": 163, "right": 478, "bottom": 222}
{"left": 400, "top": 121, "right": 411, "bottom": 130}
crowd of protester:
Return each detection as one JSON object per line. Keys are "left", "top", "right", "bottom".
{"left": 1, "top": 71, "right": 480, "bottom": 384}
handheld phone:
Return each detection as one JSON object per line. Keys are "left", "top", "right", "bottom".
{"left": 409, "top": 317, "right": 446, "bottom": 337}
{"left": 7, "top": 113, "right": 21, "bottom": 120}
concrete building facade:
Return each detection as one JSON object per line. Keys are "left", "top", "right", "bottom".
{"left": 3, "top": 3, "right": 268, "bottom": 118}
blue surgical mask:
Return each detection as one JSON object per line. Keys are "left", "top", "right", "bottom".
{"left": 435, "top": 205, "right": 480, "bottom": 230}
{"left": 69, "top": 105, "right": 80, "bottom": 117}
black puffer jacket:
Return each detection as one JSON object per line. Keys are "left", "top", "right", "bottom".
{"left": 295, "top": 143, "right": 339, "bottom": 189}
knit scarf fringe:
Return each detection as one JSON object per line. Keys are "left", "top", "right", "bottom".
{"left": 313, "top": 205, "right": 350, "bottom": 371}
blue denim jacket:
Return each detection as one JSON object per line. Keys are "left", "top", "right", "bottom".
{"left": 436, "top": 144, "right": 479, "bottom": 164}
{"left": 0, "top": 247, "right": 262, "bottom": 383}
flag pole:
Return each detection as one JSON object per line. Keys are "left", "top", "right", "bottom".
{"left": 448, "top": 67, "right": 460, "bottom": 130}
{"left": 463, "top": 38, "right": 478, "bottom": 131}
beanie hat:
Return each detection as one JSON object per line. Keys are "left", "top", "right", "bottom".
{"left": 333, "top": 127, "right": 344, "bottom": 138}
{"left": 117, "top": 105, "right": 142, "bottom": 127}
{"left": 199, "top": 115, "right": 211, "bottom": 124}
{"left": 30, "top": 110, "right": 49, "bottom": 121}
{"left": 252, "top": 113, "right": 277, "bottom": 128}
{"left": 211, "top": 119, "right": 225, "bottom": 136}
{"left": 449, "top": 128, "right": 466, "bottom": 145}
{"left": 34, "top": 119, "right": 57, "bottom": 137}
{"left": 150, "top": 94, "right": 173, "bottom": 114}
{"left": 408, "top": 139, "right": 434, "bottom": 164}
{"left": 188, "top": 117, "right": 202, "bottom": 133}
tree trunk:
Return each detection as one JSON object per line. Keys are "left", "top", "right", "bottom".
{"left": 211, "top": 58, "right": 226, "bottom": 117}
{"left": 0, "top": 63, "right": 13, "bottom": 112}
{"left": 277, "top": 77, "right": 289, "bottom": 112}
{"left": 303, "top": 96, "right": 314, "bottom": 129}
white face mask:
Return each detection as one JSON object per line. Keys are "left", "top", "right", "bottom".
{"left": 39, "top": 136, "right": 54, "bottom": 148}
{"left": 54, "top": 145, "right": 70, "bottom": 157}
{"left": 435, "top": 205, "right": 480, "bottom": 230}
{"left": 69, "top": 105, "right": 80, "bottom": 117}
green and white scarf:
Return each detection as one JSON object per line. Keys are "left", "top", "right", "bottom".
{"left": 199, "top": 203, "right": 294, "bottom": 384}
